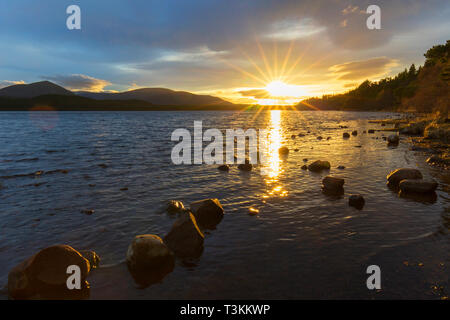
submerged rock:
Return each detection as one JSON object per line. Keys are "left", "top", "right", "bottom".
{"left": 126, "top": 234, "right": 175, "bottom": 286}
{"left": 322, "top": 176, "right": 345, "bottom": 193}
{"left": 164, "top": 212, "right": 204, "bottom": 258}
{"left": 348, "top": 194, "right": 365, "bottom": 209}
{"left": 8, "top": 245, "right": 91, "bottom": 300}
{"left": 387, "top": 134, "right": 400, "bottom": 145}
{"left": 190, "top": 198, "right": 224, "bottom": 229}
{"left": 387, "top": 168, "right": 423, "bottom": 187}
{"left": 307, "top": 160, "right": 331, "bottom": 172}
{"left": 398, "top": 179, "right": 438, "bottom": 194}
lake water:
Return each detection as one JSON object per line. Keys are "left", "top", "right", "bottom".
{"left": 0, "top": 110, "right": 448, "bottom": 299}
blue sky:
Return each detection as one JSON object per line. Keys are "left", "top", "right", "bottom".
{"left": 0, "top": 0, "right": 449, "bottom": 103}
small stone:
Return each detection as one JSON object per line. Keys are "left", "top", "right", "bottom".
{"left": 248, "top": 207, "right": 259, "bottom": 216}
{"left": 343, "top": 132, "right": 350, "bottom": 138}
{"left": 317, "top": 136, "right": 323, "bottom": 140}
{"left": 278, "top": 146, "right": 289, "bottom": 155}
{"left": 81, "top": 209, "right": 95, "bottom": 215}
{"left": 351, "top": 130, "right": 357, "bottom": 136}
{"left": 308, "top": 160, "right": 331, "bottom": 172}
{"left": 348, "top": 194, "right": 365, "bottom": 209}
{"left": 301, "top": 165, "right": 308, "bottom": 170}
{"left": 238, "top": 163, "right": 252, "bottom": 171}
{"left": 167, "top": 200, "right": 185, "bottom": 214}
{"left": 322, "top": 176, "right": 345, "bottom": 192}
{"left": 337, "top": 165, "right": 345, "bottom": 169}
{"left": 218, "top": 164, "right": 230, "bottom": 171}
{"left": 368, "top": 129, "right": 375, "bottom": 134}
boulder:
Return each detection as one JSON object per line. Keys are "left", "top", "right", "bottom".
{"left": 278, "top": 146, "right": 289, "bottom": 156}
{"left": 8, "top": 245, "right": 90, "bottom": 300}
{"left": 387, "top": 134, "right": 399, "bottom": 145}
{"left": 217, "top": 164, "right": 230, "bottom": 172}
{"left": 190, "top": 198, "right": 224, "bottom": 229}
{"left": 348, "top": 194, "right": 365, "bottom": 209}
{"left": 343, "top": 132, "right": 350, "bottom": 138}
{"left": 126, "top": 235, "right": 175, "bottom": 286}
{"left": 164, "top": 212, "right": 204, "bottom": 258}
{"left": 78, "top": 250, "right": 100, "bottom": 269}
{"left": 167, "top": 200, "right": 185, "bottom": 214}
{"left": 307, "top": 160, "right": 331, "bottom": 172}
{"left": 386, "top": 168, "right": 423, "bottom": 187}
{"left": 322, "top": 176, "right": 345, "bottom": 192}
{"left": 399, "top": 179, "right": 438, "bottom": 194}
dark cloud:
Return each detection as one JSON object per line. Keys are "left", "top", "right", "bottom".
{"left": 330, "top": 57, "right": 397, "bottom": 80}
{"left": 42, "top": 74, "right": 111, "bottom": 91}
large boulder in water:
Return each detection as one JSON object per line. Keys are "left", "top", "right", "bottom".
{"left": 322, "top": 176, "right": 345, "bottom": 193}
{"left": 398, "top": 179, "right": 438, "bottom": 194}
{"left": 386, "top": 168, "right": 423, "bottom": 187}
{"left": 126, "top": 234, "right": 175, "bottom": 286}
{"left": 190, "top": 198, "right": 224, "bottom": 229}
{"left": 308, "top": 160, "right": 331, "bottom": 172}
{"left": 8, "top": 245, "right": 91, "bottom": 300}
{"left": 164, "top": 212, "right": 204, "bottom": 258}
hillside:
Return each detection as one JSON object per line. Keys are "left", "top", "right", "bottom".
{"left": 0, "top": 81, "right": 74, "bottom": 98}
{"left": 298, "top": 40, "right": 450, "bottom": 114}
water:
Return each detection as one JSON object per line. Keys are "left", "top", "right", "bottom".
{"left": 0, "top": 110, "right": 448, "bottom": 299}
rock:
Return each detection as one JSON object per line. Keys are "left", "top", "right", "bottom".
{"left": 368, "top": 129, "right": 375, "bottom": 134}
{"left": 81, "top": 209, "right": 94, "bottom": 215}
{"left": 301, "top": 165, "right": 308, "bottom": 170}
{"left": 303, "top": 158, "right": 308, "bottom": 162}
{"left": 322, "top": 176, "right": 345, "bottom": 192}
{"left": 278, "top": 146, "right": 289, "bottom": 155}
{"left": 327, "top": 137, "right": 331, "bottom": 140}
{"left": 386, "top": 168, "right": 423, "bottom": 187}
{"left": 307, "top": 160, "right": 331, "bottom": 172}
{"left": 337, "top": 165, "right": 345, "bottom": 170}
{"left": 8, "top": 245, "right": 90, "bottom": 300}
{"left": 343, "top": 132, "right": 350, "bottom": 138}
{"left": 248, "top": 207, "right": 259, "bottom": 216}
{"left": 351, "top": 130, "right": 358, "bottom": 136}
{"left": 348, "top": 194, "right": 365, "bottom": 209}
{"left": 426, "top": 155, "right": 450, "bottom": 166}
{"left": 294, "top": 148, "right": 299, "bottom": 152}
{"left": 424, "top": 122, "right": 450, "bottom": 142}
{"left": 190, "top": 198, "right": 224, "bottom": 229}
{"left": 78, "top": 250, "right": 100, "bottom": 269}
{"left": 164, "top": 212, "right": 204, "bottom": 258}
{"left": 298, "top": 133, "right": 305, "bottom": 137}
{"left": 291, "top": 135, "right": 296, "bottom": 139}
{"left": 167, "top": 200, "right": 185, "bottom": 214}
{"left": 238, "top": 163, "right": 252, "bottom": 171}
{"left": 217, "top": 164, "right": 230, "bottom": 171}
{"left": 317, "top": 136, "right": 323, "bottom": 140}
{"left": 387, "top": 134, "right": 399, "bottom": 145}
{"left": 98, "top": 164, "right": 108, "bottom": 169}
{"left": 126, "top": 235, "right": 175, "bottom": 286}
{"left": 400, "top": 120, "right": 430, "bottom": 136}
{"left": 399, "top": 179, "right": 438, "bottom": 194}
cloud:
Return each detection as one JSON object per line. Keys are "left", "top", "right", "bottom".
{"left": 264, "top": 19, "right": 325, "bottom": 41}
{"left": 330, "top": 57, "right": 398, "bottom": 81}
{"left": 239, "top": 89, "right": 270, "bottom": 99}
{"left": 0, "top": 80, "right": 25, "bottom": 89}
{"left": 42, "top": 74, "right": 111, "bottom": 92}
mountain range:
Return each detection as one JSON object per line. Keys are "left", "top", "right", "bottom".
{"left": 0, "top": 81, "right": 233, "bottom": 110}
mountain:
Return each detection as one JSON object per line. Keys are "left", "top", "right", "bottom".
{"left": 0, "top": 81, "right": 74, "bottom": 98}
{"left": 76, "top": 88, "right": 231, "bottom": 106}
{"left": 298, "top": 40, "right": 449, "bottom": 113}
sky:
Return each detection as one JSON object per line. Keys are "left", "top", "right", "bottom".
{"left": 0, "top": 0, "right": 449, "bottom": 104}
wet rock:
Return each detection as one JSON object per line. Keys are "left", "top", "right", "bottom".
{"left": 387, "top": 134, "right": 399, "bottom": 145}
{"left": 164, "top": 212, "right": 204, "bottom": 258}
{"left": 337, "top": 165, "right": 346, "bottom": 169}
{"left": 8, "top": 245, "right": 90, "bottom": 300}
{"left": 301, "top": 165, "right": 308, "bottom": 170}
{"left": 278, "top": 146, "right": 289, "bottom": 156}
{"left": 126, "top": 234, "right": 175, "bottom": 286}
{"left": 343, "top": 132, "right": 350, "bottom": 138}
{"left": 386, "top": 168, "right": 423, "bottom": 187}
{"left": 317, "top": 136, "right": 323, "bottom": 140}
{"left": 190, "top": 198, "right": 224, "bottom": 229}
{"left": 238, "top": 163, "right": 252, "bottom": 171}
{"left": 348, "top": 194, "right": 365, "bottom": 209}
{"left": 307, "top": 160, "right": 331, "bottom": 172}
{"left": 298, "top": 133, "right": 305, "bottom": 137}
{"left": 218, "top": 164, "right": 230, "bottom": 171}
{"left": 400, "top": 120, "right": 430, "bottom": 135}
{"left": 167, "top": 200, "right": 185, "bottom": 214}
{"left": 78, "top": 250, "right": 100, "bottom": 269}
{"left": 81, "top": 209, "right": 95, "bottom": 215}
{"left": 291, "top": 134, "right": 296, "bottom": 139}
{"left": 322, "top": 176, "right": 345, "bottom": 193}
{"left": 248, "top": 207, "right": 259, "bottom": 216}
{"left": 294, "top": 148, "right": 299, "bottom": 152}
{"left": 399, "top": 179, "right": 438, "bottom": 194}
{"left": 426, "top": 155, "right": 450, "bottom": 166}
{"left": 351, "top": 130, "right": 358, "bottom": 136}
{"left": 303, "top": 158, "right": 308, "bottom": 162}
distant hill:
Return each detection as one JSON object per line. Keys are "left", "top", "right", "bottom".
{"left": 0, "top": 81, "right": 74, "bottom": 98}
{"left": 76, "top": 88, "right": 231, "bottom": 107}
{"left": 298, "top": 40, "right": 449, "bottom": 114}
{"left": 0, "top": 80, "right": 233, "bottom": 109}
